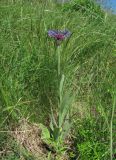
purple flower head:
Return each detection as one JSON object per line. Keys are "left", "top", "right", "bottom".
{"left": 48, "top": 29, "right": 71, "bottom": 41}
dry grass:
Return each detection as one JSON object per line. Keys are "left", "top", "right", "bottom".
{"left": 12, "top": 119, "right": 47, "bottom": 159}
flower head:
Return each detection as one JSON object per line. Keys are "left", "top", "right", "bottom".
{"left": 48, "top": 29, "right": 71, "bottom": 41}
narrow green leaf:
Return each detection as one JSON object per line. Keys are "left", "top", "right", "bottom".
{"left": 59, "top": 74, "right": 65, "bottom": 102}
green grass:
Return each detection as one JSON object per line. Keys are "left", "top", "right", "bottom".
{"left": 0, "top": 0, "right": 116, "bottom": 159}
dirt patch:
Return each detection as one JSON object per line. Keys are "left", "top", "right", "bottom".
{"left": 12, "top": 119, "right": 48, "bottom": 159}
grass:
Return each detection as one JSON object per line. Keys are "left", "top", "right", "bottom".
{"left": 0, "top": 0, "right": 116, "bottom": 159}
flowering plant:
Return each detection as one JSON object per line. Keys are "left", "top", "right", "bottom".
{"left": 40, "top": 29, "right": 73, "bottom": 155}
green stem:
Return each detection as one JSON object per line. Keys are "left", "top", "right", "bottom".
{"left": 57, "top": 46, "right": 61, "bottom": 109}
{"left": 110, "top": 95, "right": 116, "bottom": 160}
{"left": 57, "top": 46, "right": 61, "bottom": 78}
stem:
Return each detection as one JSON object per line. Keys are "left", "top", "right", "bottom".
{"left": 57, "top": 46, "right": 61, "bottom": 77}
{"left": 110, "top": 95, "right": 116, "bottom": 160}
{"left": 57, "top": 46, "right": 61, "bottom": 109}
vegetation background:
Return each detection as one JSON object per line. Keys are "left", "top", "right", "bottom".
{"left": 0, "top": 0, "right": 116, "bottom": 159}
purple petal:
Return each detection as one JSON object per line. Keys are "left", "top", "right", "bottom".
{"left": 62, "top": 30, "right": 71, "bottom": 37}
{"left": 48, "top": 30, "right": 58, "bottom": 38}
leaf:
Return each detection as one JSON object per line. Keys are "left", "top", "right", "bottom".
{"left": 62, "top": 119, "right": 72, "bottom": 140}
{"left": 59, "top": 91, "right": 74, "bottom": 128}
{"left": 39, "top": 124, "right": 50, "bottom": 140}
{"left": 52, "top": 127, "right": 60, "bottom": 141}
{"left": 59, "top": 74, "right": 65, "bottom": 102}
{"left": 50, "top": 107, "right": 58, "bottom": 129}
